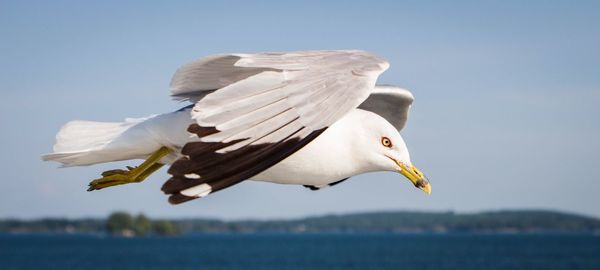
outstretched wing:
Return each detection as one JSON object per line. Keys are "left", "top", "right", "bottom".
{"left": 358, "top": 85, "right": 414, "bottom": 131}
{"left": 162, "top": 50, "right": 389, "bottom": 204}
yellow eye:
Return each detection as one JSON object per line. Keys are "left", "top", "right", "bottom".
{"left": 381, "top": 137, "right": 392, "bottom": 148}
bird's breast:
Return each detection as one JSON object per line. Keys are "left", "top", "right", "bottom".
{"left": 251, "top": 110, "right": 371, "bottom": 186}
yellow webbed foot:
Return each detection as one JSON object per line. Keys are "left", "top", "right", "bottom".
{"left": 87, "top": 147, "right": 171, "bottom": 192}
{"left": 88, "top": 171, "right": 134, "bottom": 191}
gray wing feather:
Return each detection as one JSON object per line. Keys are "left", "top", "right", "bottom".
{"left": 359, "top": 85, "right": 414, "bottom": 131}
{"left": 163, "top": 50, "right": 390, "bottom": 203}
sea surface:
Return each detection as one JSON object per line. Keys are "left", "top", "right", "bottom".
{"left": 1, "top": 233, "right": 599, "bottom": 270}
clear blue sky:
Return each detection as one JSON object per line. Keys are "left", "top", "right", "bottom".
{"left": 1, "top": 1, "right": 599, "bottom": 220}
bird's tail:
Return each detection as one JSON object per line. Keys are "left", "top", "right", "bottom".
{"left": 42, "top": 116, "right": 162, "bottom": 167}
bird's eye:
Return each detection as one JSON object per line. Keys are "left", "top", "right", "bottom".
{"left": 381, "top": 137, "right": 392, "bottom": 148}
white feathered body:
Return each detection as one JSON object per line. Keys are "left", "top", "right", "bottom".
{"left": 44, "top": 107, "right": 396, "bottom": 187}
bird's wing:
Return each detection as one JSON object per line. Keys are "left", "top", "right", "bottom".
{"left": 162, "top": 50, "right": 389, "bottom": 204}
{"left": 358, "top": 85, "right": 414, "bottom": 131}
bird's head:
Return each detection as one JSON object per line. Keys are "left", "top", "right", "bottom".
{"left": 358, "top": 111, "right": 431, "bottom": 194}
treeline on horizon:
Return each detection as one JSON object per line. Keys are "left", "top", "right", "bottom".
{"left": 1, "top": 210, "right": 600, "bottom": 236}
{"left": 0, "top": 212, "right": 180, "bottom": 237}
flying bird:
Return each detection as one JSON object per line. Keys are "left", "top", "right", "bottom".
{"left": 42, "top": 50, "right": 431, "bottom": 204}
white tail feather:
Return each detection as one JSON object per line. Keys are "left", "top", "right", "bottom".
{"left": 42, "top": 116, "right": 162, "bottom": 167}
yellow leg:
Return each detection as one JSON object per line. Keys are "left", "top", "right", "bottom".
{"left": 88, "top": 147, "right": 171, "bottom": 191}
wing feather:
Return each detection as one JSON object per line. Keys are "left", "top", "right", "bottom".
{"left": 358, "top": 85, "right": 414, "bottom": 131}
{"left": 163, "top": 50, "right": 389, "bottom": 203}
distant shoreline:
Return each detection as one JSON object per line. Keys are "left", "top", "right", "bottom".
{"left": 2, "top": 210, "right": 600, "bottom": 236}
{"left": 2, "top": 231, "right": 600, "bottom": 237}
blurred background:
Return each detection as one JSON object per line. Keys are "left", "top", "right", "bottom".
{"left": 1, "top": 0, "right": 599, "bottom": 221}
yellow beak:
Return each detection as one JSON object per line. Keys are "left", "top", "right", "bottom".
{"left": 396, "top": 161, "right": 431, "bottom": 195}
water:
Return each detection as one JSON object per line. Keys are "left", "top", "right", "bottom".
{"left": 1, "top": 234, "right": 599, "bottom": 270}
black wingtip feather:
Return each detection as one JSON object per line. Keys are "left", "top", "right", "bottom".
{"left": 162, "top": 124, "right": 327, "bottom": 203}
{"left": 168, "top": 192, "right": 198, "bottom": 205}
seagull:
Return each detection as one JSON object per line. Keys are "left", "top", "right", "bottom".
{"left": 42, "top": 50, "right": 431, "bottom": 204}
